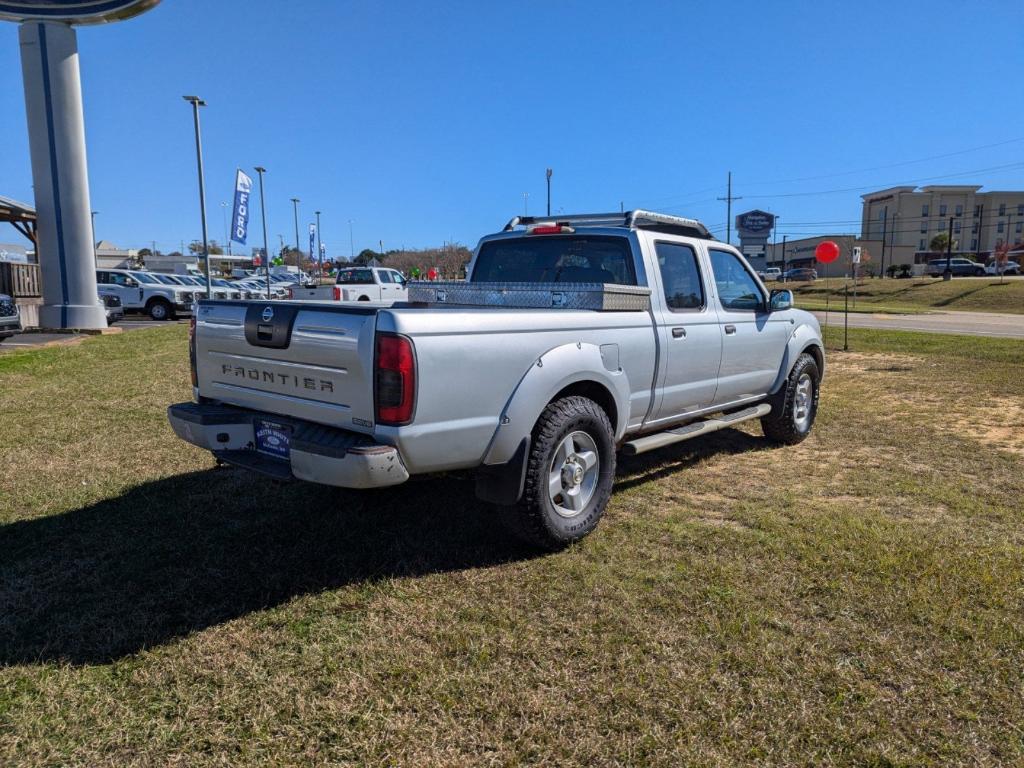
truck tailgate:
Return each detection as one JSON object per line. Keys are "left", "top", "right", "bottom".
{"left": 194, "top": 301, "right": 378, "bottom": 433}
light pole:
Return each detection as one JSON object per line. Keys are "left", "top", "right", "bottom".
{"left": 315, "top": 210, "right": 322, "bottom": 278}
{"left": 183, "top": 95, "right": 212, "bottom": 297}
{"left": 219, "top": 201, "right": 231, "bottom": 256}
{"left": 348, "top": 219, "right": 354, "bottom": 260}
{"left": 546, "top": 168, "right": 552, "bottom": 216}
{"left": 254, "top": 166, "right": 271, "bottom": 299}
{"left": 90, "top": 210, "right": 98, "bottom": 267}
{"left": 290, "top": 197, "right": 301, "bottom": 264}
{"left": 523, "top": 192, "right": 529, "bottom": 216}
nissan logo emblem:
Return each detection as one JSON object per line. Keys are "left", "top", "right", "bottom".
{"left": 262, "top": 306, "right": 274, "bottom": 322}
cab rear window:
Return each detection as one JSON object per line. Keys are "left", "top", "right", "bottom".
{"left": 336, "top": 269, "right": 375, "bottom": 285}
{"left": 472, "top": 236, "right": 636, "bottom": 284}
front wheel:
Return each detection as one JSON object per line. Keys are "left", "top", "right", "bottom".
{"left": 761, "top": 353, "right": 820, "bottom": 445}
{"left": 148, "top": 299, "right": 173, "bottom": 321}
{"left": 504, "top": 396, "right": 616, "bottom": 550}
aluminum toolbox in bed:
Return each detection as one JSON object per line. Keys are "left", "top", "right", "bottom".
{"left": 407, "top": 281, "right": 652, "bottom": 311}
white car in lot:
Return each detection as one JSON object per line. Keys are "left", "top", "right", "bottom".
{"left": 984, "top": 260, "right": 1020, "bottom": 276}
{"left": 95, "top": 269, "right": 195, "bottom": 320}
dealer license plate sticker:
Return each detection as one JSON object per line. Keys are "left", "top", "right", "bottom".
{"left": 255, "top": 420, "right": 291, "bottom": 459}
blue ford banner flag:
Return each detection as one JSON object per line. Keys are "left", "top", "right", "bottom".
{"left": 231, "top": 169, "right": 253, "bottom": 245}
{"left": 309, "top": 223, "right": 316, "bottom": 261}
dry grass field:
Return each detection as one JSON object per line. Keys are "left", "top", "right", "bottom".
{"left": 1, "top": 325, "right": 1022, "bottom": 766}
{"left": 790, "top": 276, "right": 1024, "bottom": 314}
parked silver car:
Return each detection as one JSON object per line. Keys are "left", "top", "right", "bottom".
{"left": 0, "top": 293, "right": 21, "bottom": 341}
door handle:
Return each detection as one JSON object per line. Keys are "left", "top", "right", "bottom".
{"left": 724, "top": 324, "right": 737, "bottom": 335}
{"left": 671, "top": 327, "right": 686, "bottom": 338}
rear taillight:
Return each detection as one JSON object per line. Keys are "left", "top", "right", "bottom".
{"left": 375, "top": 333, "right": 416, "bottom": 425}
{"left": 188, "top": 314, "right": 198, "bottom": 389}
{"left": 333, "top": 285, "right": 342, "bottom": 301}
{"left": 286, "top": 287, "right": 294, "bottom": 299}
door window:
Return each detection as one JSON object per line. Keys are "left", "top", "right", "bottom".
{"left": 709, "top": 250, "right": 764, "bottom": 311}
{"left": 378, "top": 270, "right": 393, "bottom": 284}
{"left": 654, "top": 242, "right": 704, "bottom": 311}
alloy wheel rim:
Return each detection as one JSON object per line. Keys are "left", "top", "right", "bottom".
{"left": 793, "top": 373, "right": 813, "bottom": 431}
{"left": 548, "top": 431, "right": 600, "bottom": 518}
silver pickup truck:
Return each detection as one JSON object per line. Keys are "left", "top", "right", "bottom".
{"left": 169, "top": 210, "right": 824, "bottom": 549}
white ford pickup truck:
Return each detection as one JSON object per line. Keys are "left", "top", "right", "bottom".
{"left": 169, "top": 210, "right": 824, "bottom": 549}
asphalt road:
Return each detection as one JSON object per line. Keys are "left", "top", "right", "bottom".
{"left": 813, "top": 310, "right": 1024, "bottom": 339}
{"left": 0, "top": 317, "right": 189, "bottom": 350}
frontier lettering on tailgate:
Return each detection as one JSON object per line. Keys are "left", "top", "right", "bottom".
{"left": 221, "top": 364, "right": 334, "bottom": 392}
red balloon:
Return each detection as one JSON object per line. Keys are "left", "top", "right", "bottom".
{"left": 815, "top": 241, "right": 840, "bottom": 264}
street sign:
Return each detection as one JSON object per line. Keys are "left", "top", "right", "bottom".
{"left": 852, "top": 247, "right": 862, "bottom": 264}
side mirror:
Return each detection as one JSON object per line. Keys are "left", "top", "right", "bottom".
{"left": 769, "top": 288, "right": 793, "bottom": 311}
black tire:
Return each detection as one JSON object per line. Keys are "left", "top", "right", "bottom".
{"left": 148, "top": 299, "right": 173, "bottom": 321}
{"left": 503, "top": 396, "right": 616, "bottom": 550}
{"left": 358, "top": 295, "right": 370, "bottom": 301}
{"left": 761, "top": 353, "right": 820, "bottom": 445}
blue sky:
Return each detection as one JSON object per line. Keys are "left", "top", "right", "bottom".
{"left": 1, "top": 0, "right": 1022, "bottom": 256}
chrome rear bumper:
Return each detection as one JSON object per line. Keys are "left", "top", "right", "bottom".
{"left": 167, "top": 401, "right": 409, "bottom": 489}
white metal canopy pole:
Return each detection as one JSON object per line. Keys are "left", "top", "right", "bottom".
{"left": 18, "top": 21, "right": 106, "bottom": 329}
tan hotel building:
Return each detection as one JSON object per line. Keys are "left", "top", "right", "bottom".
{"left": 861, "top": 185, "right": 1024, "bottom": 261}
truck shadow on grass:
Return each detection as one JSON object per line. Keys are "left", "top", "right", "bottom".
{"left": 0, "top": 429, "right": 766, "bottom": 667}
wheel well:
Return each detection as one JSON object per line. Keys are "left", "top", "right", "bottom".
{"left": 802, "top": 343, "right": 824, "bottom": 372}
{"left": 549, "top": 381, "right": 618, "bottom": 431}
{"left": 146, "top": 296, "right": 170, "bottom": 307}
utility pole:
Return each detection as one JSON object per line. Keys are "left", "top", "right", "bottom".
{"left": 943, "top": 216, "right": 954, "bottom": 280}
{"left": 290, "top": 197, "right": 300, "bottom": 262}
{"left": 717, "top": 171, "right": 742, "bottom": 245}
{"left": 546, "top": 168, "right": 552, "bottom": 216}
{"left": 220, "top": 201, "right": 230, "bottom": 256}
{"left": 254, "top": 166, "right": 270, "bottom": 298}
{"left": 348, "top": 219, "right": 354, "bottom": 261}
{"left": 315, "top": 210, "right": 322, "bottom": 278}
{"left": 879, "top": 208, "right": 888, "bottom": 278}
{"left": 780, "top": 235, "right": 788, "bottom": 281}
{"left": 771, "top": 216, "right": 779, "bottom": 269}
{"left": 183, "top": 95, "right": 212, "bottom": 297}
{"left": 523, "top": 192, "right": 529, "bottom": 216}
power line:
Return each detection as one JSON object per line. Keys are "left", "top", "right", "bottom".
{"left": 742, "top": 136, "right": 1024, "bottom": 187}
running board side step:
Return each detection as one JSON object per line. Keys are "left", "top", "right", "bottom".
{"left": 621, "top": 403, "right": 771, "bottom": 456}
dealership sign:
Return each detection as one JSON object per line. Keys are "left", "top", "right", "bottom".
{"left": 0, "top": 0, "right": 160, "bottom": 24}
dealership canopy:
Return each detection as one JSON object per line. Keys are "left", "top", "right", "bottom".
{"left": 0, "top": 195, "right": 37, "bottom": 244}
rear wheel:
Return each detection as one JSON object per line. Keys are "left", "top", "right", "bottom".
{"left": 503, "top": 396, "right": 616, "bottom": 550}
{"left": 761, "top": 353, "right": 820, "bottom": 445}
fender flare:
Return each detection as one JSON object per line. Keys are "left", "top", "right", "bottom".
{"left": 482, "top": 341, "right": 631, "bottom": 466}
{"left": 769, "top": 323, "right": 825, "bottom": 395}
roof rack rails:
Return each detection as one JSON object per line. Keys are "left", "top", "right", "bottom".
{"left": 502, "top": 209, "right": 713, "bottom": 239}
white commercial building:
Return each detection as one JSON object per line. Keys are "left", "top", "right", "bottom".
{"left": 861, "top": 185, "right": 1024, "bottom": 262}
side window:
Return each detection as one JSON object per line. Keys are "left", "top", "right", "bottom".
{"left": 391, "top": 271, "right": 406, "bottom": 286}
{"left": 709, "top": 250, "right": 764, "bottom": 311}
{"left": 378, "top": 270, "right": 393, "bottom": 284}
{"left": 96, "top": 271, "right": 108, "bottom": 284}
{"left": 654, "top": 242, "right": 704, "bottom": 311}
